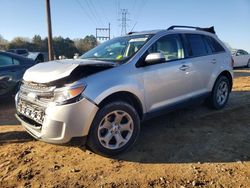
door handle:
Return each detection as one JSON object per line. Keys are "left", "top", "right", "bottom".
{"left": 179, "top": 64, "right": 190, "bottom": 71}
{"left": 211, "top": 59, "right": 216, "bottom": 64}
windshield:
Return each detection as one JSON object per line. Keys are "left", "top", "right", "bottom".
{"left": 80, "top": 34, "right": 151, "bottom": 62}
{"left": 27, "top": 52, "right": 39, "bottom": 59}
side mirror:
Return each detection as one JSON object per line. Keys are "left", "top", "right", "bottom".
{"left": 145, "top": 53, "right": 165, "bottom": 64}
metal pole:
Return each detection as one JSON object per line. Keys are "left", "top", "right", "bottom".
{"left": 108, "top": 23, "right": 110, "bottom": 40}
{"left": 46, "top": 0, "right": 54, "bottom": 60}
{"left": 96, "top": 28, "right": 97, "bottom": 40}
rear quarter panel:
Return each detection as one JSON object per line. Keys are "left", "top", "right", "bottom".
{"left": 207, "top": 51, "right": 233, "bottom": 91}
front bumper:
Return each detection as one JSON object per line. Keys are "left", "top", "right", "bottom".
{"left": 15, "top": 96, "right": 98, "bottom": 145}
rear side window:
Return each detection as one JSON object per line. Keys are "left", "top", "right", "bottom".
{"left": 13, "top": 58, "right": 20, "bottom": 65}
{"left": 204, "top": 36, "right": 225, "bottom": 53}
{"left": 17, "top": 50, "right": 28, "bottom": 55}
{"left": 238, "top": 50, "right": 249, "bottom": 55}
{"left": 186, "top": 34, "right": 207, "bottom": 57}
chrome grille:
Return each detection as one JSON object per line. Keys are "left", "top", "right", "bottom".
{"left": 17, "top": 81, "right": 56, "bottom": 125}
{"left": 19, "top": 81, "right": 56, "bottom": 105}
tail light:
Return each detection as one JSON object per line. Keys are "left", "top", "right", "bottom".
{"left": 231, "top": 57, "right": 234, "bottom": 67}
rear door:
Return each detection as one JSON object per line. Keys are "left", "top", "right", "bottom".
{"left": 184, "top": 34, "right": 225, "bottom": 95}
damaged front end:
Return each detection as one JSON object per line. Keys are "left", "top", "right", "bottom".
{"left": 17, "top": 60, "right": 115, "bottom": 123}
{"left": 15, "top": 59, "right": 115, "bottom": 143}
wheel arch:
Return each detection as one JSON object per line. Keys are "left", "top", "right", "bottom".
{"left": 215, "top": 70, "right": 233, "bottom": 91}
{"left": 97, "top": 91, "right": 144, "bottom": 120}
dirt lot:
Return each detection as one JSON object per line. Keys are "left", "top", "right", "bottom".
{"left": 0, "top": 69, "right": 250, "bottom": 188}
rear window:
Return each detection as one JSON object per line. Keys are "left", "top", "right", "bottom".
{"left": 17, "top": 50, "right": 28, "bottom": 55}
{"left": 204, "top": 36, "right": 225, "bottom": 53}
{"left": 186, "top": 34, "right": 207, "bottom": 57}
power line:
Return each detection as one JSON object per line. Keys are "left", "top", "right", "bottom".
{"left": 85, "top": 0, "right": 103, "bottom": 26}
{"left": 130, "top": 0, "right": 137, "bottom": 15}
{"left": 130, "top": 0, "right": 148, "bottom": 31}
{"left": 137, "top": 0, "right": 148, "bottom": 20}
{"left": 97, "top": 0, "right": 109, "bottom": 24}
{"left": 75, "top": 0, "right": 98, "bottom": 27}
{"left": 87, "top": 0, "right": 104, "bottom": 26}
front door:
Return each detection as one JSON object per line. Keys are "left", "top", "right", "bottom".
{"left": 141, "top": 34, "right": 193, "bottom": 112}
{"left": 0, "top": 55, "right": 22, "bottom": 96}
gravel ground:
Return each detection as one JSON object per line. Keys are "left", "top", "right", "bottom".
{"left": 0, "top": 68, "right": 250, "bottom": 188}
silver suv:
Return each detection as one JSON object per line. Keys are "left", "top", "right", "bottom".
{"left": 15, "top": 26, "right": 233, "bottom": 156}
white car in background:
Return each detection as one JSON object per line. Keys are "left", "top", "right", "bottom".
{"left": 231, "top": 49, "right": 250, "bottom": 68}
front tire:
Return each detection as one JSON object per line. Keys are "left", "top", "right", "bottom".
{"left": 87, "top": 101, "right": 140, "bottom": 156}
{"left": 206, "top": 76, "right": 230, "bottom": 109}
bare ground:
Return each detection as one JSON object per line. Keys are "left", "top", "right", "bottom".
{"left": 0, "top": 69, "right": 250, "bottom": 188}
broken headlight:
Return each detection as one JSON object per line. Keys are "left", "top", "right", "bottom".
{"left": 53, "top": 84, "right": 86, "bottom": 104}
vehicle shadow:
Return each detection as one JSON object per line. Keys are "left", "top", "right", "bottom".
{"left": 0, "top": 97, "right": 19, "bottom": 126}
{"left": 116, "top": 90, "right": 250, "bottom": 163}
{"left": 0, "top": 131, "right": 34, "bottom": 144}
{"left": 234, "top": 68, "right": 250, "bottom": 78}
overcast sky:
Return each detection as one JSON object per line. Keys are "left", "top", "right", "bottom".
{"left": 0, "top": 0, "right": 249, "bottom": 52}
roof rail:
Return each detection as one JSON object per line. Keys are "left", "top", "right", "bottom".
{"left": 167, "top": 25, "right": 216, "bottom": 34}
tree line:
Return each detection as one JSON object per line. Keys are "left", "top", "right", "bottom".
{"left": 0, "top": 34, "right": 98, "bottom": 58}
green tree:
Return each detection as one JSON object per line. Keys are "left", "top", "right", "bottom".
{"left": 74, "top": 35, "right": 97, "bottom": 53}
{"left": 0, "top": 35, "right": 8, "bottom": 50}
{"left": 32, "top": 35, "right": 43, "bottom": 51}
{"left": 53, "top": 36, "right": 79, "bottom": 58}
{"left": 7, "top": 37, "right": 35, "bottom": 51}
{"left": 2, "top": 34, "right": 98, "bottom": 58}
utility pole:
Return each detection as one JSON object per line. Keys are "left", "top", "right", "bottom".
{"left": 46, "top": 0, "right": 54, "bottom": 60}
{"left": 96, "top": 23, "right": 111, "bottom": 42}
{"left": 119, "top": 9, "right": 129, "bottom": 36}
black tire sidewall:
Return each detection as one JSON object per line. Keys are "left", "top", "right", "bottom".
{"left": 87, "top": 101, "right": 140, "bottom": 156}
{"left": 211, "top": 76, "right": 230, "bottom": 109}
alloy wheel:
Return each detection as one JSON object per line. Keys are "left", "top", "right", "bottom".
{"left": 216, "top": 81, "right": 229, "bottom": 105}
{"left": 97, "top": 110, "right": 134, "bottom": 150}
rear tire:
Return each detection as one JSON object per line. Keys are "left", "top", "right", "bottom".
{"left": 87, "top": 101, "right": 140, "bottom": 156}
{"left": 206, "top": 76, "right": 230, "bottom": 109}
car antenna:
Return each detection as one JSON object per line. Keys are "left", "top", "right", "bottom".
{"left": 130, "top": 22, "right": 137, "bottom": 33}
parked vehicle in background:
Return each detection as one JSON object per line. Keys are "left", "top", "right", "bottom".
{"left": 0, "top": 51, "right": 35, "bottom": 98}
{"left": 15, "top": 26, "right": 233, "bottom": 156}
{"left": 7, "top": 48, "right": 29, "bottom": 57}
{"left": 231, "top": 49, "right": 250, "bottom": 68}
{"left": 27, "top": 52, "right": 48, "bottom": 63}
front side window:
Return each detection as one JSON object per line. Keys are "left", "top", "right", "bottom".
{"left": 0, "top": 55, "right": 14, "bottom": 67}
{"left": 81, "top": 34, "right": 152, "bottom": 63}
{"left": 186, "top": 34, "right": 207, "bottom": 57}
{"left": 147, "top": 34, "right": 184, "bottom": 61}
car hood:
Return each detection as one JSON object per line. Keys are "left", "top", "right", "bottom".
{"left": 23, "top": 59, "right": 117, "bottom": 84}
